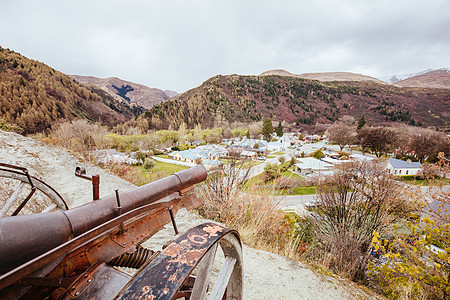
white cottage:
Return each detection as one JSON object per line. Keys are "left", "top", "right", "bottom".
{"left": 294, "top": 157, "right": 334, "bottom": 176}
{"left": 387, "top": 158, "right": 422, "bottom": 175}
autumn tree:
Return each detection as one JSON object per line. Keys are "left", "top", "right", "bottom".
{"left": 178, "top": 122, "right": 186, "bottom": 144}
{"left": 262, "top": 118, "right": 274, "bottom": 141}
{"left": 369, "top": 154, "right": 450, "bottom": 298}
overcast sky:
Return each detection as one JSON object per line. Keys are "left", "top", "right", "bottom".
{"left": 1, "top": 0, "right": 449, "bottom": 92}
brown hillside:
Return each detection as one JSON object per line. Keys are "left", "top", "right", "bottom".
{"left": 260, "top": 69, "right": 385, "bottom": 84}
{"left": 71, "top": 75, "right": 174, "bottom": 109}
{"left": 142, "top": 74, "right": 450, "bottom": 130}
{"left": 0, "top": 47, "right": 139, "bottom": 134}
{"left": 395, "top": 69, "right": 450, "bottom": 89}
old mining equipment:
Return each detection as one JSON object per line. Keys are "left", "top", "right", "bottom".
{"left": 0, "top": 163, "right": 243, "bottom": 299}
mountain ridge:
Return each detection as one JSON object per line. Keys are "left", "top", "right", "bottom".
{"left": 0, "top": 47, "right": 140, "bottom": 133}
{"left": 141, "top": 74, "right": 449, "bottom": 130}
{"left": 260, "top": 69, "right": 386, "bottom": 84}
{"left": 70, "top": 75, "right": 177, "bottom": 110}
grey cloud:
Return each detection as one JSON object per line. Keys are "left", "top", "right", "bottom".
{"left": 0, "top": 0, "right": 449, "bottom": 92}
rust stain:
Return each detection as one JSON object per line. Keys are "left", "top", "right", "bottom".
{"left": 168, "top": 274, "right": 177, "bottom": 282}
{"left": 187, "top": 233, "right": 207, "bottom": 245}
{"left": 142, "top": 286, "right": 150, "bottom": 294}
{"left": 202, "top": 224, "right": 224, "bottom": 237}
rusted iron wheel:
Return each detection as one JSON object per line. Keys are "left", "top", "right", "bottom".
{"left": 0, "top": 163, "right": 68, "bottom": 216}
{"left": 116, "top": 222, "right": 243, "bottom": 300}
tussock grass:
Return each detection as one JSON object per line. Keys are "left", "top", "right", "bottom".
{"left": 197, "top": 181, "right": 303, "bottom": 260}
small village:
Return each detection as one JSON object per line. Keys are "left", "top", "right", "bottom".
{"left": 91, "top": 131, "right": 425, "bottom": 180}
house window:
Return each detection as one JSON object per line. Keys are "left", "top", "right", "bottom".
{"left": 406, "top": 170, "right": 408, "bottom": 175}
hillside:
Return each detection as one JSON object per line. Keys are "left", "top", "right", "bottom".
{"left": 71, "top": 75, "right": 177, "bottom": 109}
{"left": 395, "top": 68, "right": 450, "bottom": 89}
{"left": 0, "top": 47, "right": 141, "bottom": 134}
{"left": 261, "top": 69, "right": 385, "bottom": 84}
{"left": 141, "top": 74, "right": 450, "bottom": 130}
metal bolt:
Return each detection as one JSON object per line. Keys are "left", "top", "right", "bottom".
{"left": 84, "top": 274, "right": 88, "bottom": 278}
{"left": 122, "top": 242, "right": 126, "bottom": 246}
{"left": 87, "top": 278, "right": 93, "bottom": 283}
{"left": 75, "top": 292, "right": 80, "bottom": 296}
{"left": 71, "top": 286, "right": 76, "bottom": 291}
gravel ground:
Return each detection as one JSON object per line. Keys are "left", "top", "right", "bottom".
{"left": 0, "top": 130, "right": 380, "bottom": 299}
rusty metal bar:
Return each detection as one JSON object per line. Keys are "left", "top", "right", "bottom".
{"left": 11, "top": 186, "right": 36, "bottom": 216}
{"left": 75, "top": 166, "right": 100, "bottom": 200}
{"left": 0, "top": 165, "right": 207, "bottom": 290}
{"left": 166, "top": 205, "right": 179, "bottom": 235}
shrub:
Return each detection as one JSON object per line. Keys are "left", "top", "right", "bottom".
{"left": 264, "top": 163, "right": 281, "bottom": 181}
{"left": 143, "top": 158, "right": 156, "bottom": 170}
{"left": 310, "top": 149, "right": 325, "bottom": 159}
{"left": 306, "top": 161, "right": 407, "bottom": 282}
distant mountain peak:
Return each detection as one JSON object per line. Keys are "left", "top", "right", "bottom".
{"left": 70, "top": 75, "right": 177, "bottom": 109}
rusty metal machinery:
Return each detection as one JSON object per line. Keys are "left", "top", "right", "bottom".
{"left": 0, "top": 165, "right": 243, "bottom": 299}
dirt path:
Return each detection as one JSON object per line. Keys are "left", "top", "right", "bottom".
{"left": 0, "top": 130, "right": 378, "bottom": 299}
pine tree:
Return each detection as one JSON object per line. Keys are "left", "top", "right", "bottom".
{"left": 262, "top": 118, "right": 274, "bottom": 141}
{"left": 246, "top": 129, "right": 250, "bottom": 139}
{"left": 357, "top": 114, "right": 366, "bottom": 130}
{"left": 276, "top": 122, "right": 283, "bottom": 137}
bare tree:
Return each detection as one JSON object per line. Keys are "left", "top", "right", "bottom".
{"left": 308, "top": 161, "right": 407, "bottom": 281}
{"left": 327, "top": 123, "right": 356, "bottom": 151}
{"left": 356, "top": 127, "right": 397, "bottom": 157}
{"left": 409, "top": 133, "right": 449, "bottom": 163}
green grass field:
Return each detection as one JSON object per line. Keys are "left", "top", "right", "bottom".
{"left": 396, "top": 176, "right": 450, "bottom": 186}
{"left": 271, "top": 151, "right": 285, "bottom": 156}
{"left": 153, "top": 160, "right": 188, "bottom": 173}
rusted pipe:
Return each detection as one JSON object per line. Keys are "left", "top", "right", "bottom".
{"left": 75, "top": 166, "right": 100, "bottom": 200}
{"left": 65, "top": 165, "right": 207, "bottom": 236}
{"left": 0, "top": 165, "right": 207, "bottom": 277}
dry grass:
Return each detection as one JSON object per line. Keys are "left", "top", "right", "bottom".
{"left": 197, "top": 179, "right": 302, "bottom": 260}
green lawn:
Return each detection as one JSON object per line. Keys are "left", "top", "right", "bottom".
{"left": 153, "top": 160, "right": 188, "bottom": 173}
{"left": 220, "top": 159, "right": 262, "bottom": 168}
{"left": 243, "top": 169, "right": 314, "bottom": 196}
{"left": 396, "top": 176, "right": 450, "bottom": 186}
{"left": 272, "top": 151, "right": 285, "bottom": 156}
{"left": 154, "top": 154, "right": 170, "bottom": 159}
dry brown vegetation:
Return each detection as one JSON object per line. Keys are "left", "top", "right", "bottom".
{"left": 0, "top": 47, "right": 138, "bottom": 133}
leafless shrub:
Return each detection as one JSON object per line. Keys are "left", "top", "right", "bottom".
{"left": 51, "top": 119, "right": 110, "bottom": 156}
{"left": 197, "top": 156, "right": 299, "bottom": 257}
{"left": 307, "top": 161, "right": 409, "bottom": 282}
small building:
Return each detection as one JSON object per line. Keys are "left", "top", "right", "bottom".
{"left": 172, "top": 148, "right": 220, "bottom": 164}
{"left": 386, "top": 158, "right": 422, "bottom": 176}
{"left": 349, "top": 153, "right": 376, "bottom": 162}
{"left": 294, "top": 157, "right": 334, "bottom": 176}
{"left": 203, "top": 159, "right": 224, "bottom": 170}
{"left": 240, "top": 150, "right": 258, "bottom": 160}
{"left": 266, "top": 141, "right": 284, "bottom": 152}
{"left": 279, "top": 135, "right": 292, "bottom": 148}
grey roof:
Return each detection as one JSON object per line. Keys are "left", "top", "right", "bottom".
{"left": 388, "top": 158, "right": 422, "bottom": 169}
